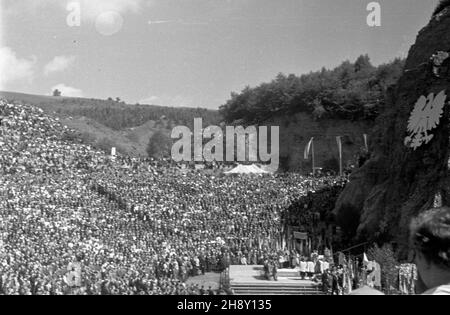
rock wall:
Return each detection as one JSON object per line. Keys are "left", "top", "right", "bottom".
{"left": 264, "top": 113, "right": 373, "bottom": 173}
{"left": 334, "top": 7, "right": 450, "bottom": 254}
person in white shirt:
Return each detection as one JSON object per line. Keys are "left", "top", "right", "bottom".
{"left": 307, "top": 259, "right": 316, "bottom": 279}
{"left": 293, "top": 254, "right": 300, "bottom": 269}
{"left": 323, "top": 260, "right": 330, "bottom": 272}
{"left": 318, "top": 259, "right": 330, "bottom": 274}
{"left": 410, "top": 207, "right": 450, "bottom": 295}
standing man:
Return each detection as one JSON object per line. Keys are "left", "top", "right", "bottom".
{"left": 272, "top": 260, "right": 278, "bottom": 282}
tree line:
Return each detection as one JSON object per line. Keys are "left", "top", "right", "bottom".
{"left": 43, "top": 98, "right": 220, "bottom": 130}
{"left": 219, "top": 55, "right": 405, "bottom": 124}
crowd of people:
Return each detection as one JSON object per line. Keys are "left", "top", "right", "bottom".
{"left": 4, "top": 101, "right": 447, "bottom": 295}
{"left": 0, "top": 101, "right": 346, "bottom": 295}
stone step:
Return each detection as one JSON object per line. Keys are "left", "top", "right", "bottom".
{"left": 228, "top": 266, "right": 324, "bottom": 296}
{"left": 231, "top": 284, "right": 320, "bottom": 289}
{"left": 232, "top": 286, "right": 320, "bottom": 290}
{"left": 240, "top": 267, "right": 301, "bottom": 278}
{"left": 232, "top": 288, "right": 321, "bottom": 292}
{"left": 233, "top": 289, "right": 322, "bottom": 293}
{"left": 231, "top": 284, "right": 323, "bottom": 296}
{"left": 232, "top": 286, "right": 321, "bottom": 291}
{"left": 233, "top": 292, "right": 324, "bottom": 296}
{"left": 233, "top": 289, "right": 324, "bottom": 295}
{"left": 277, "top": 270, "right": 301, "bottom": 278}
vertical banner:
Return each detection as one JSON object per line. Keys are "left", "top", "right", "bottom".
{"left": 336, "top": 136, "right": 343, "bottom": 176}
{"left": 304, "top": 137, "right": 315, "bottom": 175}
{"left": 363, "top": 134, "right": 369, "bottom": 152}
{"left": 111, "top": 147, "right": 117, "bottom": 161}
{"left": 304, "top": 137, "right": 314, "bottom": 159}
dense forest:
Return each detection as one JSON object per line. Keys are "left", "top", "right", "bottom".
{"left": 219, "top": 55, "right": 405, "bottom": 124}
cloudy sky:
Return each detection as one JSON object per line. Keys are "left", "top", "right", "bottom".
{"left": 0, "top": 0, "right": 440, "bottom": 108}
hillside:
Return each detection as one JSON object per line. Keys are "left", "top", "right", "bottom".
{"left": 220, "top": 56, "right": 405, "bottom": 125}
{"left": 60, "top": 116, "right": 150, "bottom": 157}
{"left": 0, "top": 91, "right": 220, "bottom": 157}
{"left": 0, "top": 91, "right": 220, "bottom": 129}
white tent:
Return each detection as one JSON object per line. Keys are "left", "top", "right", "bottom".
{"left": 224, "top": 164, "right": 271, "bottom": 175}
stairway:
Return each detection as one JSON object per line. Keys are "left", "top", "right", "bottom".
{"left": 231, "top": 282, "right": 323, "bottom": 295}
{"left": 228, "top": 265, "right": 323, "bottom": 295}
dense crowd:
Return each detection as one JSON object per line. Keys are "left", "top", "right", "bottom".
{"left": 0, "top": 101, "right": 346, "bottom": 295}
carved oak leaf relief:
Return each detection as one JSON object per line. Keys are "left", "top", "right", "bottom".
{"left": 404, "top": 90, "right": 447, "bottom": 150}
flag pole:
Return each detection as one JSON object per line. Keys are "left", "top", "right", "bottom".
{"left": 311, "top": 138, "right": 315, "bottom": 176}
{"left": 363, "top": 134, "right": 369, "bottom": 153}
{"left": 337, "top": 136, "right": 343, "bottom": 176}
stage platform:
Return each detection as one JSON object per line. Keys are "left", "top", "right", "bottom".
{"left": 229, "top": 265, "right": 322, "bottom": 295}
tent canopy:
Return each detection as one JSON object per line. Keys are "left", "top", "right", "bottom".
{"left": 224, "top": 164, "right": 271, "bottom": 175}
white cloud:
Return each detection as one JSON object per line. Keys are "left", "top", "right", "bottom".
{"left": 44, "top": 55, "right": 76, "bottom": 76}
{"left": 0, "top": 47, "right": 36, "bottom": 90}
{"left": 78, "top": 0, "right": 144, "bottom": 19}
{"left": 51, "top": 83, "right": 83, "bottom": 97}
{"left": 5, "top": 0, "right": 145, "bottom": 20}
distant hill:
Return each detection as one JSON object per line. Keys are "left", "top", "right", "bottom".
{"left": 0, "top": 91, "right": 221, "bottom": 157}
{"left": 0, "top": 91, "right": 220, "bottom": 129}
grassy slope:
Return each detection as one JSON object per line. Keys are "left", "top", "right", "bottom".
{"left": 0, "top": 91, "right": 174, "bottom": 156}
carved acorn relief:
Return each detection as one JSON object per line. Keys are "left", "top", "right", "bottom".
{"left": 404, "top": 90, "right": 447, "bottom": 150}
